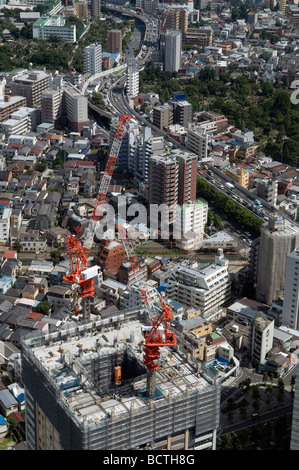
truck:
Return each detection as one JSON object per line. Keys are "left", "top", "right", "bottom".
{"left": 225, "top": 182, "right": 234, "bottom": 190}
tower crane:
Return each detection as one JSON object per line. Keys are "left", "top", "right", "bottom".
{"left": 63, "top": 115, "right": 131, "bottom": 320}
{"left": 116, "top": 225, "right": 176, "bottom": 398}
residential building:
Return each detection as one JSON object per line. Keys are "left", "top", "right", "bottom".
{"left": 167, "top": 250, "right": 231, "bottom": 315}
{"left": 126, "top": 66, "right": 139, "bottom": 97}
{"left": 291, "top": 362, "right": 299, "bottom": 449}
{"left": 281, "top": 248, "right": 299, "bottom": 329}
{"left": 148, "top": 154, "right": 178, "bottom": 230}
{"left": 0, "top": 94, "right": 27, "bottom": 124}
{"left": 32, "top": 15, "right": 76, "bottom": 43}
{"left": 107, "top": 30, "right": 122, "bottom": 53}
{"left": 255, "top": 214, "right": 299, "bottom": 305}
{"left": 41, "top": 86, "right": 64, "bottom": 127}
{"left": 152, "top": 103, "right": 173, "bottom": 130}
{"left": 257, "top": 179, "right": 278, "bottom": 206}
{"left": 183, "top": 26, "right": 213, "bottom": 48}
{"left": 95, "top": 240, "right": 125, "bottom": 271}
{"left": 171, "top": 100, "right": 192, "bottom": 129}
{"left": 187, "top": 124, "right": 209, "bottom": 159}
{"left": 10, "top": 69, "right": 50, "bottom": 108}
{"left": 163, "top": 8, "right": 188, "bottom": 35}
{"left": 73, "top": 0, "right": 88, "bottom": 19}
{"left": 224, "top": 166, "right": 249, "bottom": 189}
{"left": 91, "top": 0, "right": 101, "bottom": 17}
{"left": 84, "top": 43, "right": 102, "bottom": 76}
{"left": 0, "top": 208, "right": 11, "bottom": 243}
{"left": 174, "top": 149, "right": 197, "bottom": 205}
{"left": 164, "top": 29, "right": 182, "bottom": 72}
{"left": 63, "top": 84, "right": 88, "bottom": 132}
{"left": 175, "top": 199, "right": 208, "bottom": 251}
{"left": 251, "top": 312, "right": 274, "bottom": 365}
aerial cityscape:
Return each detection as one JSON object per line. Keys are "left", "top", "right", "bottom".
{"left": 0, "top": 0, "right": 298, "bottom": 453}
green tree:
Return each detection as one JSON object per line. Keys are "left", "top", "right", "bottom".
{"left": 36, "top": 300, "right": 51, "bottom": 316}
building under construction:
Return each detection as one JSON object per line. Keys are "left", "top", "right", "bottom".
{"left": 21, "top": 308, "right": 220, "bottom": 450}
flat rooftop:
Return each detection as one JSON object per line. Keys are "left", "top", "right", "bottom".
{"left": 31, "top": 319, "right": 211, "bottom": 425}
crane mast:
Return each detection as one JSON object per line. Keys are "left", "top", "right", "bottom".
{"left": 117, "top": 225, "right": 176, "bottom": 398}
{"left": 63, "top": 115, "right": 131, "bottom": 320}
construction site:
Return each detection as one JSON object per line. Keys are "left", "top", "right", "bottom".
{"left": 20, "top": 115, "right": 220, "bottom": 450}
{"left": 21, "top": 310, "right": 220, "bottom": 450}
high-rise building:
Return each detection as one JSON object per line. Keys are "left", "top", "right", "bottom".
{"left": 126, "top": 66, "right": 139, "bottom": 97}
{"left": 107, "top": 30, "right": 122, "bottom": 54}
{"left": 84, "top": 43, "right": 102, "bottom": 76}
{"left": 91, "top": 0, "right": 101, "bottom": 17}
{"left": 73, "top": 0, "right": 88, "bottom": 19}
{"left": 164, "top": 29, "right": 182, "bottom": 72}
{"left": 281, "top": 247, "right": 299, "bottom": 329}
{"left": 187, "top": 124, "right": 210, "bottom": 159}
{"left": 175, "top": 199, "right": 208, "bottom": 251}
{"left": 130, "top": 126, "right": 152, "bottom": 181}
{"left": 10, "top": 69, "right": 50, "bottom": 108}
{"left": 174, "top": 148, "right": 197, "bottom": 205}
{"left": 152, "top": 103, "right": 173, "bottom": 130}
{"left": 63, "top": 84, "right": 88, "bottom": 132}
{"left": 255, "top": 214, "right": 299, "bottom": 305}
{"left": 290, "top": 362, "right": 299, "bottom": 449}
{"left": 41, "top": 77, "right": 64, "bottom": 127}
{"left": 164, "top": 8, "right": 188, "bottom": 35}
{"left": 279, "top": 0, "right": 286, "bottom": 14}
{"left": 21, "top": 316, "right": 220, "bottom": 450}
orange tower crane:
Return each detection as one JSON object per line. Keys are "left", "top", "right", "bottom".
{"left": 63, "top": 115, "right": 131, "bottom": 320}
{"left": 116, "top": 225, "right": 176, "bottom": 398}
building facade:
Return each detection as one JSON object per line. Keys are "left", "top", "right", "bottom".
{"left": 84, "top": 43, "right": 102, "bottom": 76}
{"left": 164, "top": 29, "right": 182, "bottom": 72}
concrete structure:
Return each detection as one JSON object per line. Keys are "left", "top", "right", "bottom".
{"left": 175, "top": 199, "right": 208, "bottom": 251}
{"left": 1, "top": 107, "right": 40, "bottom": 135}
{"left": 281, "top": 247, "right": 299, "bottom": 329}
{"left": 257, "top": 179, "right": 278, "bottom": 206}
{"left": 73, "top": 0, "right": 88, "bottom": 19}
{"left": 21, "top": 313, "right": 220, "bottom": 450}
{"left": 167, "top": 250, "right": 231, "bottom": 316}
{"left": 63, "top": 84, "right": 88, "bottom": 132}
{"left": 107, "top": 30, "right": 122, "bottom": 54}
{"left": 91, "top": 0, "right": 101, "bottom": 17}
{"left": 252, "top": 312, "right": 274, "bottom": 365}
{"left": 0, "top": 94, "right": 27, "bottom": 124}
{"left": 163, "top": 8, "right": 188, "bottom": 35}
{"left": 164, "top": 29, "right": 182, "bottom": 72}
{"left": 84, "top": 43, "right": 102, "bottom": 76}
{"left": 0, "top": 208, "right": 11, "bottom": 243}
{"left": 32, "top": 15, "right": 76, "bottom": 43}
{"left": 126, "top": 66, "right": 139, "bottom": 98}
{"left": 256, "top": 214, "right": 299, "bottom": 305}
{"left": 291, "top": 362, "right": 299, "bottom": 449}
{"left": 153, "top": 103, "right": 173, "bottom": 130}
{"left": 224, "top": 166, "right": 249, "bottom": 189}
{"left": 187, "top": 124, "right": 209, "bottom": 159}
{"left": 10, "top": 69, "right": 50, "bottom": 108}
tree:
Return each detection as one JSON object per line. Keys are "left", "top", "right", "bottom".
{"left": 36, "top": 300, "right": 51, "bottom": 316}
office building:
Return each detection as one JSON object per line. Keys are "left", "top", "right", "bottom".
{"left": 164, "top": 29, "right": 182, "bottom": 72}
{"left": 171, "top": 99, "right": 192, "bottom": 129}
{"left": 32, "top": 15, "right": 76, "bottom": 43}
{"left": 21, "top": 314, "right": 220, "bottom": 450}
{"left": 187, "top": 124, "right": 209, "bottom": 159}
{"left": 84, "top": 43, "right": 102, "bottom": 76}
{"left": 252, "top": 312, "right": 274, "bottom": 365}
{"left": 107, "top": 30, "right": 122, "bottom": 54}
{"left": 10, "top": 69, "right": 50, "bottom": 109}
{"left": 224, "top": 167, "right": 249, "bottom": 189}
{"left": 255, "top": 214, "right": 299, "bottom": 305}
{"left": 281, "top": 248, "right": 299, "bottom": 329}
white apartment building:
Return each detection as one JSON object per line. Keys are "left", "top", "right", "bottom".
{"left": 281, "top": 247, "right": 299, "bottom": 329}
{"left": 251, "top": 312, "right": 274, "bottom": 365}
{"left": 1, "top": 107, "right": 40, "bottom": 135}
{"left": 84, "top": 43, "right": 102, "bottom": 76}
{"left": 0, "top": 208, "right": 11, "bottom": 243}
{"left": 63, "top": 84, "right": 88, "bottom": 132}
{"left": 126, "top": 66, "right": 139, "bottom": 97}
{"left": 174, "top": 199, "right": 208, "bottom": 251}
{"left": 167, "top": 250, "right": 231, "bottom": 316}
{"left": 164, "top": 29, "right": 182, "bottom": 72}
{"left": 130, "top": 126, "right": 152, "bottom": 181}
{"left": 33, "top": 15, "right": 76, "bottom": 43}
{"left": 187, "top": 124, "right": 210, "bottom": 159}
